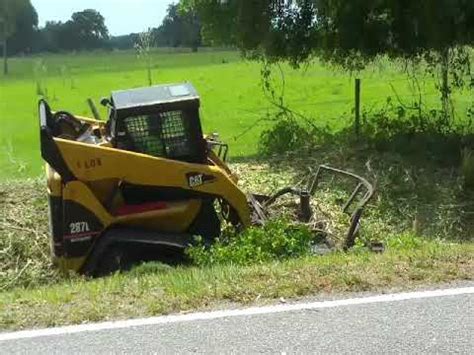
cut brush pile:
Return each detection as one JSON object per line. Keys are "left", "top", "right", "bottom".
{"left": 0, "top": 179, "right": 64, "bottom": 291}
{"left": 0, "top": 160, "right": 472, "bottom": 291}
{"left": 0, "top": 164, "right": 363, "bottom": 290}
{"left": 0, "top": 163, "right": 473, "bottom": 331}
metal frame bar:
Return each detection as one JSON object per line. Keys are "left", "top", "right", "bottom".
{"left": 208, "top": 141, "right": 229, "bottom": 162}
{"left": 250, "top": 165, "right": 375, "bottom": 250}
{"left": 307, "top": 165, "right": 375, "bottom": 249}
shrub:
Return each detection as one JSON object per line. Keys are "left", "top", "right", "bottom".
{"left": 258, "top": 117, "right": 315, "bottom": 156}
{"left": 255, "top": 102, "right": 474, "bottom": 241}
{"left": 258, "top": 98, "right": 474, "bottom": 163}
{"left": 386, "top": 233, "right": 425, "bottom": 251}
{"left": 186, "top": 219, "right": 317, "bottom": 266}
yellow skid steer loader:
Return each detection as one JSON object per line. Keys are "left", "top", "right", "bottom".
{"left": 38, "top": 83, "right": 373, "bottom": 275}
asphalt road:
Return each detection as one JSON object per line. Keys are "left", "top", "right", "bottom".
{"left": 1, "top": 287, "right": 473, "bottom": 354}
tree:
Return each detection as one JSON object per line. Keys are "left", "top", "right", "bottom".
{"left": 155, "top": 4, "right": 202, "bottom": 51}
{"left": 184, "top": 0, "right": 473, "bottom": 64}
{"left": 0, "top": 0, "right": 33, "bottom": 74}
{"left": 69, "top": 9, "right": 109, "bottom": 50}
{"left": 158, "top": 4, "right": 183, "bottom": 47}
{"left": 184, "top": 0, "right": 474, "bottom": 117}
{"left": 39, "top": 21, "right": 65, "bottom": 52}
{"left": 180, "top": 6, "right": 201, "bottom": 52}
{"left": 7, "top": 0, "right": 37, "bottom": 55}
{"left": 36, "top": 9, "right": 109, "bottom": 52}
{"left": 109, "top": 33, "right": 140, "bottom": 50}
{"left": 180, "top": 0, "right": 236, "bottom": 47}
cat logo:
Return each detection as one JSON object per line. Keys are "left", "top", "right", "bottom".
{"left": 187, "top": 173, "right": 216, "bottom": 188}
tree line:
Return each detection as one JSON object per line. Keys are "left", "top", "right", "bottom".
{"left": 0, "top": 1, "right": 202, "bottom": 73}
{"left": 2, "top": 0, "right": 473, "bottom": 107}
{"left": 183, "top": 0, "right": 473, "bottom": 121}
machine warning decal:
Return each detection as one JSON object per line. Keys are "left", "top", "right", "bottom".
{"left": 187, "top": 173, "right": 216, "bottom": 188}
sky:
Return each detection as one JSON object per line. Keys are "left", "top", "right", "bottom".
{"left": 31, "top": 0, "right": 176, "bottom": 36}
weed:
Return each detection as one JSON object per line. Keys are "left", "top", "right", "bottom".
{"left": 5, "top": 141, "right": 28, "bottom": 174}
{"left": 33, "top": 59, "right": 49, "bottom": 99}
{"left": 128, "top": 262, "right": 172, "bottom": 276}
{"left": 386, "top": 233, "right": 425, "bottom": 251}
{"left": 135, "top": 28, "right": 155, "bottom": 86}
{"left": 0, "top": 51, "right": 473, "bottom": 325}
{"left": 258, "top": 115, "right": 315, "bottom": 156}
{"left": 187, "top": 219, "right": 316, "bottom": 266}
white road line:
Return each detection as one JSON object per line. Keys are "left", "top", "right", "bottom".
{"left": 1, "top": 286, "right": 473, "bottom": 342}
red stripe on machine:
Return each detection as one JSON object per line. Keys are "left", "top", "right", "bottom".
{"left": 64, "top": 231, "right": 100, "bottom": 240}
{"left": 115, "top": 202, "right": 168, "bottom": 216}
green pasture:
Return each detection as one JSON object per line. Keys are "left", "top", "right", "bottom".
{"left": 0, "top": 49, "right": 470, "bottom": 179}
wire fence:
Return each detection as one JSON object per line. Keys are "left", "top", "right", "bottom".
{"left": 233, "top": 94, "right": 470, "bottom": 117}
{"left": 226, "top": 76, "right": 473, "bottom": 141}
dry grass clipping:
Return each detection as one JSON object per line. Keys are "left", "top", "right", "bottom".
{"left": 0, "top": 179, "right": 62, "bottom": 290}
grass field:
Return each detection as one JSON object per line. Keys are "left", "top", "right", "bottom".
{"left": 1, "top": 49, "right": 471, "bottom": 179}
{"left": 0, "top": 49, "right": 472, "bottom": 330}
{"left": 1, "top": 161, "right": 473, "bottom": 330}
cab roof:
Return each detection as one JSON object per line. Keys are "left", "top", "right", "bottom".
{"left": 111, "top": 83, "right": 199, "bottom": 111}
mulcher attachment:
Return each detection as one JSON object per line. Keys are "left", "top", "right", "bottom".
{"left": 249, "top": 165, "right": 375, "bottom": 250}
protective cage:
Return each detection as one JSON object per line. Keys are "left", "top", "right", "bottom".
{"left": 111, "top": 83, "right": 207, "bottom": 163}
{"left": 117, "top": 110, "right": 202, "bottom": 161}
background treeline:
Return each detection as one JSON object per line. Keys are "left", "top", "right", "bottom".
{"left": 1, "top": 1, "right": 202, "bottom": 55}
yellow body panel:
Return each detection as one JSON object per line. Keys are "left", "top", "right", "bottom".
{"left": 62, "top": 180, "right": 202, "bottom": 233}
{"left": 73, "top": 114, "right": 104, "bottom": 125}
{"left": 115, "top": 200, "right": 201, "bottom": 231}
{"left": 55, "top": 138, "right": 251, "bottom": 227}
{"left": 85, "top": 178, "right": 121, "bottom": 206}
{"left": 46, "top": 165, "right": 62, "bottom": 197}
{"left": 207, "top": 150, "right": 238, "bottom": 183}
{"left": 63, "top": 181, "right": 113, "bottom": 226}
{"left": 57, "top": 257, "right": 87, "bottom": 273}
{"left": 56, "top": 180, "right": 203, "bottom": 272}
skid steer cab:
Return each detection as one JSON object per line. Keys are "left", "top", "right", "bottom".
{"left": 39, "top": 83, "right": 251, "bottom": 275}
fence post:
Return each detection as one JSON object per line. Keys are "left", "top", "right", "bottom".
{"left": 1, "top": 19, "right": 8, "bottom": 76}
{"left": 354, "top": 78, "right": 361, "bottom": 136}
